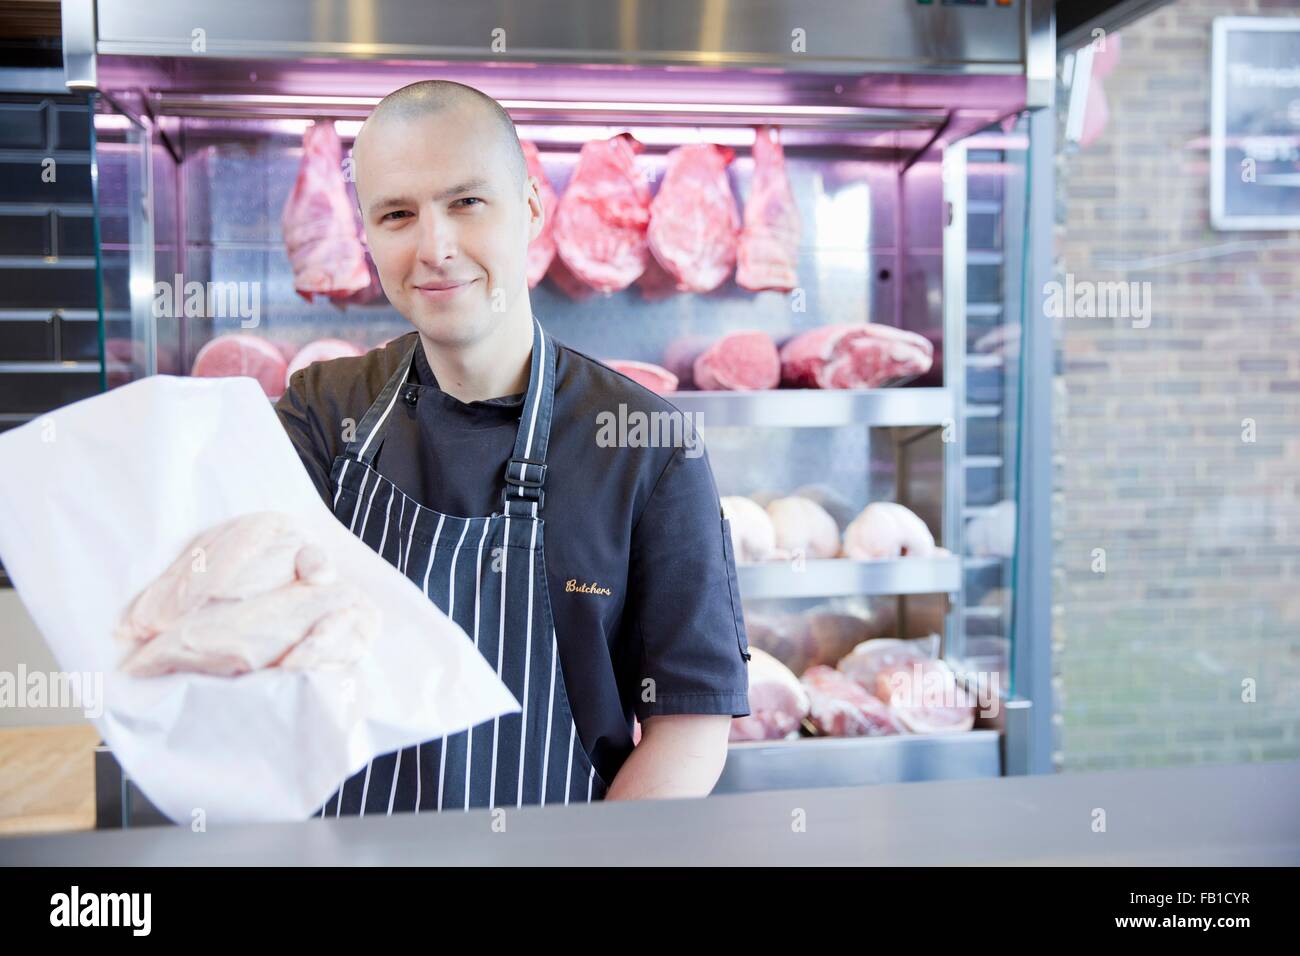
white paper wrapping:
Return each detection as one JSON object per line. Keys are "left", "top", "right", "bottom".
{"left": 0, "top": 374, "right": 520, "bottom": 823}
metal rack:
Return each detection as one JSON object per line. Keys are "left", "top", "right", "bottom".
{"left": 62, "top": 0, "right": 1056, "bottom": 820}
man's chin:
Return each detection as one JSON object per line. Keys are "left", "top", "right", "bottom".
{"left": 407, "top": 307, "right": 491, "bottom": 345}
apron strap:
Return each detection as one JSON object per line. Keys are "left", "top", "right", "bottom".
{"left": 502, "top": 317, "right": 557, "bottom": 517}
{"left": 342, "top": 337, "right": 420, "bottom": 469}
{"left": 340, "top": 320, "right": 557, "bottom": 518}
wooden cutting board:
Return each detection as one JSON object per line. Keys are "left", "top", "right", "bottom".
{"left": 0, "top": 724, "right": 98, "bottom": 835}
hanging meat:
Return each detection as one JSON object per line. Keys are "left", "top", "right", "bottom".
{"left": 736, "top": 125, "right": 800, "bottom": 292}
{"left": 282, "top": 121, "right": 372, "bottom": 302}
{"left": 779, "top": 323, "right": 934, "bottom": 389}
{"left": 633, "top": 253, "right": 682, "bottom": 302}
{"left": 521, "top": 141, "right": 558, "bottom": 288}
{"left": 647, "top": 144, "right": 741, "bottom": 293}
{"left": 553, "top": 133, "right": 652, "bottom": 293}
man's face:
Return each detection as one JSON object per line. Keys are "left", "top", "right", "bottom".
{"left": 354, "top": 104, "right": 542, "bottom": 345}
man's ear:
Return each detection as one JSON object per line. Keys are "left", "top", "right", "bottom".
{"left": 526, "top": 175, "right": 544, "bottom": 243}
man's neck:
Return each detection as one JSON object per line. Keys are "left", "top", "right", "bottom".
{"left": 418, "top": 312, "right": 533, "bottom": 405}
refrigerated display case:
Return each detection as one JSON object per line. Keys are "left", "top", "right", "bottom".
{"left": 61, "top": 0, "right": 1056, "bottom": 824}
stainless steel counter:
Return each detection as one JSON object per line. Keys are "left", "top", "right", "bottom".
{"left": 4, "top": 760, "right": 1297, "bottom": 866}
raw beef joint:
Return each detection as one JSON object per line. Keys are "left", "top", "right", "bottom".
{"left": 647, "top": 144, "right": 740, "bottom": 293}
{"left": 693, "top": 330, "right": 780, "bottom": 391}
{"left": 282, "top": 121, "right": 372, "bottom": 302}
{"left": 779, "top": 323, "right": 934, "bottom": 390}
{"left": 521, "top": 141, "right": 558, "bottom": 288}
{"left": 736, "top": 126, "right": 800, "bottom": 292}
{"left": 801, "top": 665, "right": 902, "bottom": 737}
{"left": 729, "top": 648, "right": 809, "bottom": 742}
{"left": 602, "top": 359, "right": 679, "bottom": 395}
{"left": 116, "top": 511, "right": 379, "bottom": 678}
{"left": 191, "top": 334, "right": 290, "bottom": 400}
{"left": 553, "top": 133, "right": 652, "bottom": 293}
{"left": 285, "top": 338, "right": 365, "bottom": 387}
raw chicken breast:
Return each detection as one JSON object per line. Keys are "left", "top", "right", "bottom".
{"left": 115, "top": 511, "right": 378, "bottom": 678}
{"left": 114, "top": 512, "right": 331, "bottom": 649}
{"left": 121, "top": 581, "right": 378, "bottom": 678}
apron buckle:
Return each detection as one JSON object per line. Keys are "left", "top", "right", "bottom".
{"left": 504, "top": 456, "right": 546, "bottom": 490}
{"left": 502, "top": 486, "right": 545, "bottom": 510}
{"left": 503, "top": 456, "right": 546, "bottom": 511}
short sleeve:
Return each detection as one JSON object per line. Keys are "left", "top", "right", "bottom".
{"left": 628, "top": 444, "right": 751, "bottom": 721}
{"left": 273, "top": 368, "right": 335, "bottom": 509}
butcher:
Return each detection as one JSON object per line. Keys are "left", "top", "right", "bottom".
{"left": 275, "top": 80, "right": 751, "bottom": 815}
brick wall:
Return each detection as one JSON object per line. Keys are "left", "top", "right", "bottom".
{"left": 1054, "top": 0, "right": 1300, "bottom": 770}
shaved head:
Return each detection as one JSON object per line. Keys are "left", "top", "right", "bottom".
{"left": 349, "top": 78, "right": 544, "bottom": 358}
{"left": 355, "top": 80, "right": 526, "bottom": 193}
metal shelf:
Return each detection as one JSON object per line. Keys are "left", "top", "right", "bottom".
{"left": 715, "top": 730, "right": 1001, "bottom": 794}
{"left": 737, "top": 555, "right": 961, "bottom": 600}
{"left": 667, "top": 387, "right": 953, "bottom": 429}
{"left": 0, "top": 361, "right": 102, "bottom": 374}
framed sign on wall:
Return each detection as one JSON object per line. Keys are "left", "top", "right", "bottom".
{"left": 1211, "top": 17, "right": 1300, "bottom": 231}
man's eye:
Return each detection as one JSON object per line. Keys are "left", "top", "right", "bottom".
{"left": 455, "top": 197, "right": 483, "bottom": 208}
{"left": 381, "top": 210, "right": 411, "bottom": 222}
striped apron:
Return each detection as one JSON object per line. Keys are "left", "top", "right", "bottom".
{"left": 315, "top": 317, "right": 607, "bottom": 815}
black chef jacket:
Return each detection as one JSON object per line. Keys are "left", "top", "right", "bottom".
{"left": 274, "top": 328, "right": 751, "bottom": 787}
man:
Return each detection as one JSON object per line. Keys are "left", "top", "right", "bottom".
{"left": 275, "top": 80, "right": 751, "bottom": 815}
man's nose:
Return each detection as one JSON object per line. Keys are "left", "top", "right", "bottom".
{"left": 415, "top": 211, "right": 458, "bottom": 263}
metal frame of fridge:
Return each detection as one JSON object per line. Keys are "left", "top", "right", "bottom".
{"left": 59, "top": 0, "right": 1056, "bottom": 825}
